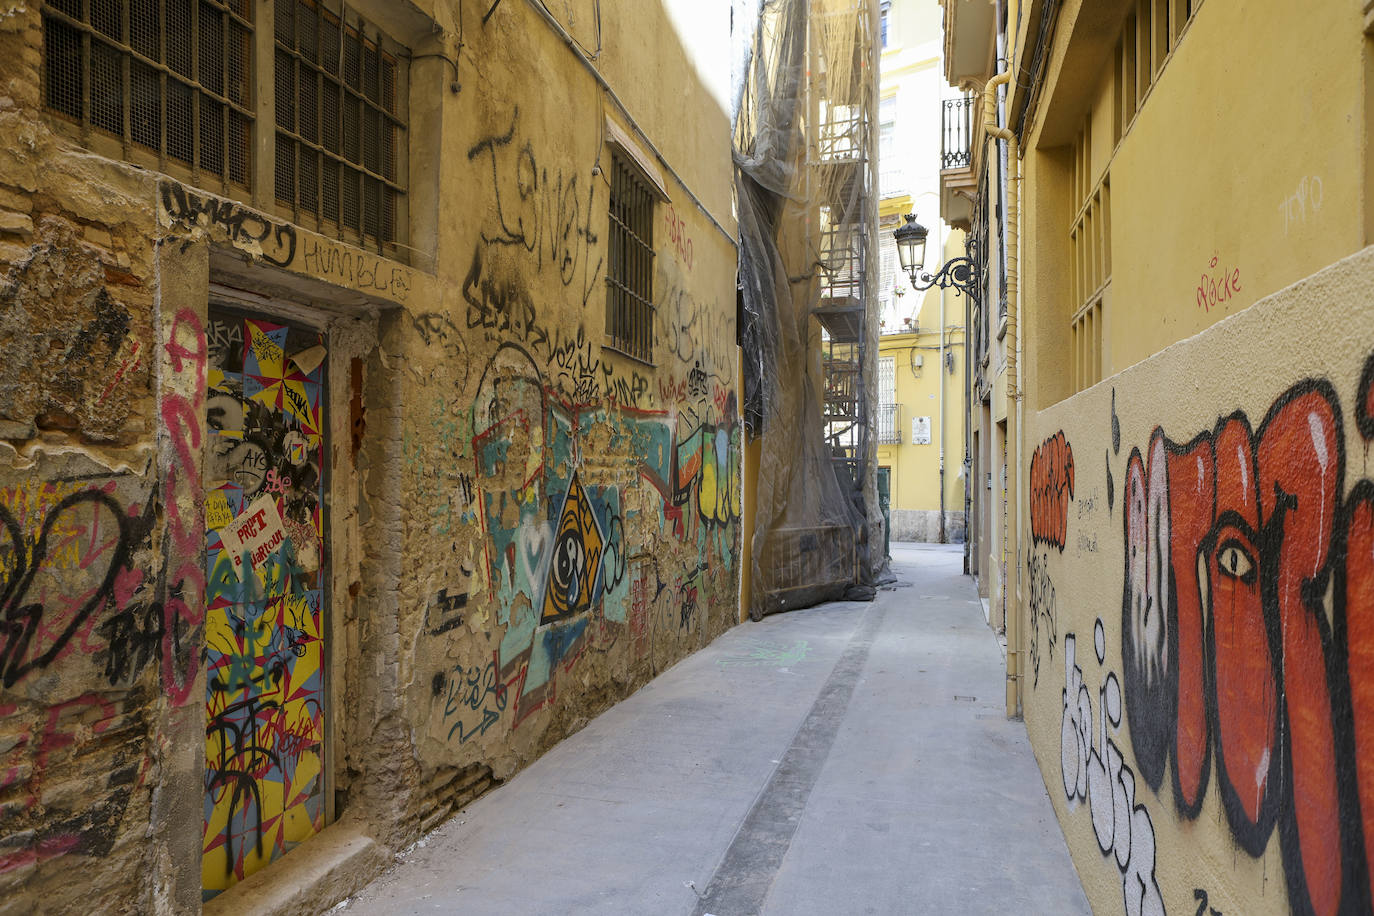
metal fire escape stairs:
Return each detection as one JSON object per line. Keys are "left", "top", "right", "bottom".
{"left": 810, "top": 1, "right": 875, "bottom": 520}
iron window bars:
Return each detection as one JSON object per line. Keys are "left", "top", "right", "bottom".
{"left": 605, "top": 154, "right": 656, "bottom": 365}
{"left": 42, "top": 0, "right": 407, "bottom": 252}
{"left": 274, "top": 0, "right": 406, "bottom": 252}
{"left": 877, "top": 403, "right": 901, "bottom": 444}
{"left": 43, "top": 0, "right": 254, "bottom": 191}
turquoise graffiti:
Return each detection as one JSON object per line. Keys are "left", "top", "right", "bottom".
{"left": 456, "top": 342, "right": 740, "bottom": 728}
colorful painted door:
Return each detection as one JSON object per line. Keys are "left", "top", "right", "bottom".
{"left": 202, "top": 309, "right": 328, "bottom": 899}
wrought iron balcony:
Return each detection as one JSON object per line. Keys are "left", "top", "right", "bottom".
{"left": 877, "top": 403, "right": 901, "bottom": 444}
{"left": 941, "top": 95, "right": 975, "bottom": 170}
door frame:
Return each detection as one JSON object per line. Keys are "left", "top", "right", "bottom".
{"left": 204, "top": 288, "right": 338, "bottom": 879}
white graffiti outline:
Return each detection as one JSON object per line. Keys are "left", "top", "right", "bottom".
{"left": 1062, "top": 621, "right": 1167, "bottom": 916}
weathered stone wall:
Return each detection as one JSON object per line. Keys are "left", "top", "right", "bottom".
{"left": 391, "top": 0, "right": 740, "bottom": 827}
{"left": 0, "top": 0, "right": 739, "bottom": 911}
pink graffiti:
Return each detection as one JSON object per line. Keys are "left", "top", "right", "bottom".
{"left": 96, "top": 339, "right": 143, "bottom": 405}
{"left": 1195, "top": 253, "right": 1242, "bottom": 312}
{"left": 161, "top": 308, "right": 206, "bottom": 706}
{"left": 265, "top": 468, "right": 292, "bottom": 496}
{"left": 663, "top": 206, "right": 694, "bottom": 270}
{"left": 0, "top": 693, "right": 146, "bottom": 874}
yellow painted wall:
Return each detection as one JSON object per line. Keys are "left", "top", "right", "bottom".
{"left": 877, "top": 224, "right": 967, "bottom": 525}
{"left": 876, "top": 320, "right": 966, "bottom": 516}
{"left": 878, "top": 0, "right": 948, "bottom": 330}
{"left": 889, "top": 0, "right": 944, "bottom": 47}
{"left": 1009, "top": 1, "right": 1374, "bottom": 913}
{"left": 1028, "top": 0, "right": 1367, "bottom": 406}
{"left": 1108, "top": 0, "right": 1364, "bottom": 372}
{"left": 1021, "top": 246, "right": 1374, "bottom": 916}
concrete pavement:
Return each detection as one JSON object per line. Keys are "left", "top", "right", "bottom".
{"left": 342, "top": 543, "right": 1089, "bottom": 915}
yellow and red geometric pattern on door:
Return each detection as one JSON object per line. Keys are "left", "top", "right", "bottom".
{"left": 202, "top": 313, "right": 326, "bottom": 900}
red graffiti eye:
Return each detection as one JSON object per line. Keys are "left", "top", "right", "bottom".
{"left": 1216, "top": 538, "right": 1255, "bottom": 584}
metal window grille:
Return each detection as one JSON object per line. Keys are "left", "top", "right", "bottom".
{"left": 274, "top": 0, "right": 405, "bottom": 251}
{"left": 42, "top": 0, "right": 254, "bottom": 189}
{"left": 605, "top": 155, "right": 655, "bottom": 364}
{"left": 878, "top": 356, "right": 895, "bottom": 407}
{"left": 877, "top": 403, "right": 900, "bottom": 444}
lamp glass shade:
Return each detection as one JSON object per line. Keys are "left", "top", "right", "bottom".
{"left": 893, "top": 214, "right": 928, "bottom": 277}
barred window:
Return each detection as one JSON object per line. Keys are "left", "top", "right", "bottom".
{"left": 42, "top": 0, "right": 254, "bottom": 189}
{"left": 274, "top": 0, "right": 406, "bottom": 252}
{"left": 42, "top": 0, "right": 409, "bottom": 254}
{"left": 605, "top": 155, "right": 655, "bottom": 364}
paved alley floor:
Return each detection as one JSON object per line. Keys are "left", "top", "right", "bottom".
{"left": 342, "top": 543, "right": 1089, "bottom": 915}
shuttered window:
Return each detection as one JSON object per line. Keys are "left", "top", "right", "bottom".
{"left": 43, "top": 0, "right": 408, "bottom": 251}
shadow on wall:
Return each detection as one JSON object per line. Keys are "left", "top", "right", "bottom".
{"left": 0, "top": 234, "right": 194, "bottom": 894}
{"left": 459, "top": 341, "right": 742, "bottom": 728}
{"left": 407, "top": 105, "right": 741, "bottom": 744}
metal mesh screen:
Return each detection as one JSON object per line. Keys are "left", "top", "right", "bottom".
{"left": 43, "top": 0, "right": 254, "bottom": 189}
{"left": 735, "top": 0, "right": 883, "bottom": 614}
{"left": 274, "top": 0, "right": 405, "bottom": 251}
{"left": 605, "top": 156, "right": 656, "bottom": 364}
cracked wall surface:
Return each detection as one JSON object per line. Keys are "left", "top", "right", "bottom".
{"left": 0, "top": 0, "right": 739, "bottom": 912}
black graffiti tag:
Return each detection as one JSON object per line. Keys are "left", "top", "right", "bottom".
{"left": 462, "top": 245, "right": 550, "bottom": 350}
{"left": 466, "top": 109, "right": 603, "bottom": 307}
{"left": 0, "top": 490, "right": 130, "bottom": 687}
{"left": 160, "top": 181, "right": 297, "bottom": 267}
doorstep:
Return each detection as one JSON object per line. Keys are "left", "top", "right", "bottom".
{"left": 202, "top": 822, "right": 389, "bottom": 916}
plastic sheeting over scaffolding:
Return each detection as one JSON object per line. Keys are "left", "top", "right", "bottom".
{"left": 736, "top": 0, "right": 883, "bottom": 618}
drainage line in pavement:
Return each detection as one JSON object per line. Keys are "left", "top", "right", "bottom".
{"left": 692, "top": 601, "right": 889, "bottom": 916}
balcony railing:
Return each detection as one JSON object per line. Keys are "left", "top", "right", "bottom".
{"left": 877, "top": 403, "right": 901, "bottom": 444}
{"left": 941, "top": 95, "right": 975, "bottom": 170}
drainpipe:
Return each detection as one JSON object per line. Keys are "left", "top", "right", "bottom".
{"left": 962, "top": 256, "right": 972, "bottom": 575}
{"left": 983, "top": 65, "right": 1021, "bottom": 717}
{"left": 938, "top": 254, "right": 947, "bottom": 544}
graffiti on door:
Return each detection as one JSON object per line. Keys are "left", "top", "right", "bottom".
{"left": 202, "top": 313, "right": 327, "bottom": 899}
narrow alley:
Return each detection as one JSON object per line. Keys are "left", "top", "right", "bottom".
{"left": 339, "top": 544, "right": 1087, "bottom": 915}
{"left": 6, "top": 0, "right": 1374, "bottom": 911}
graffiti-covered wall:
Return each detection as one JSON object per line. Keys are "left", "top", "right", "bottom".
{"left": 1023, "top": 247, "right": 1374, "bottom": 916}
{"left": 395, "top": 0, "right": 740, "bottom": 841}
{"left": 0, "top": 0, "right": 739, "bottom": 911}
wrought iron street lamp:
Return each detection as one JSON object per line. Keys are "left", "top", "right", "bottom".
{"left": 893, "top": 213, "right": 979, "bottom": 303}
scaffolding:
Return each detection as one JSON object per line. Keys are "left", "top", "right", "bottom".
{"left": 736, "top": 0, "right": 880, "bottom": 617}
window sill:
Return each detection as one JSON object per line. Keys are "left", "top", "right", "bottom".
{"left": 602, "top": 340, "right": 657, "bottom": 369}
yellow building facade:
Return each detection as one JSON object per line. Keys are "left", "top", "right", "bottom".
{"left": 945, "top": 0, "right": 1374, "bottom": 913}
{"left": 875, "top": 0, "right": 967, "bottom": 543}
{"left": 875, "top": 245, "right": 967, "bottom": 543}
{"left": 0, "top": 1, "right": 739, "bottom": 912}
